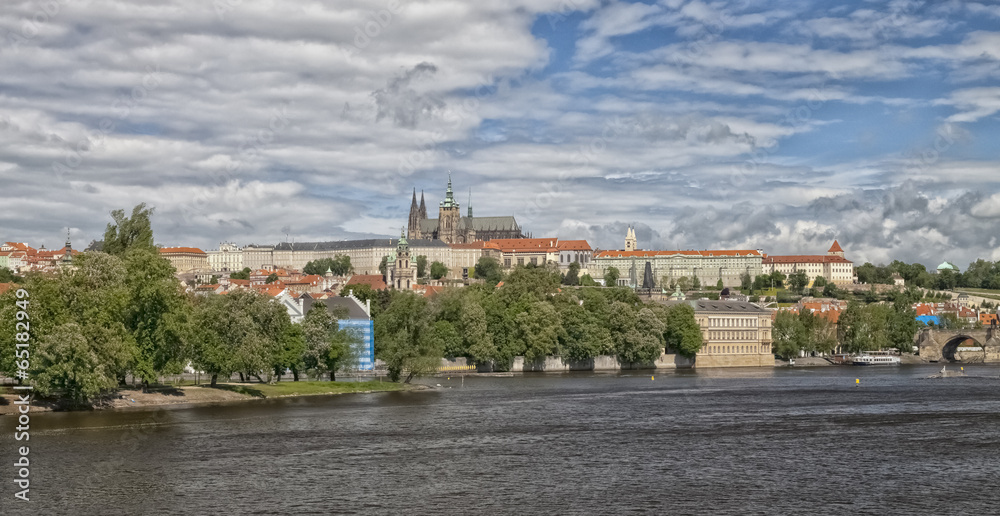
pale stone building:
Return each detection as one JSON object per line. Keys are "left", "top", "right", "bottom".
{"left": 159, "top": 247, "right": 209, "bottom": 273}
{"left": 762, "top": 241, "right": 854, "bottom": 286}
{"left": 207, "top": 242, "right": 244, "bottom": 273}
{"left": 685, "top": 299, "right": 774, "bottom": 367}
{"left": 593, "top": 229, "right": 762, "bottom": 288}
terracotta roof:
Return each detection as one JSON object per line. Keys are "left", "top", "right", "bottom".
{"left": 252, "top": 284, "right": 287, "bottom": 297}
{"left": 828, "top": 240, "right": 844, "bottom": 253}
{"left": 763, "top": 255, "right": 853, "bottom": 264}
{"left": 159, "top": 247, "right": 206, "bottom": 255}
{"left": 345, "top": 274, "right": 387, "bottom": 290}
{"left": 595, "top": 249, "right": 763, "bottom": 258}
{"left": 228, "top": 279, "right": 251, "bottom": 286}
{"left": 556, "top": 240, "right": 592, "bottom": 251}
{"left": 418, "top": 285, "right": 445, "bottom": 297}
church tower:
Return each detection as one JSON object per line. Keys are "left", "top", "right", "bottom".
{"left": 438, "top": 173, "right": 461, "bottom": 244}
{"left": 392, "top": 230, "right": 416, "bottom": 290}
{"left": 625, "top": 226, "right": 637, "bottom": 252}
{"left": 407, "top": 189, "right": 421, "bottom": 240}
{"left": 419, "top": 190, "right": 427, "bottom": 219}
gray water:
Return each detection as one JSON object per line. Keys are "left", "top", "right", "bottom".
{"left": 5, "top": 365, "right": 1000, "bottom": 515}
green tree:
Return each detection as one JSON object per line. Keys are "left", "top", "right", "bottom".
{"left": 31, "top": 323, "right": 119, "bottom": 404}
{"left": 769, "top": 271, "right": 786, "bottom": 289}
{"left": 103, "top": 203, "right": 156, "bottom": 257}
{"left": 275, "top": 323, "right": 306, "bottom": 381}
{"left": 772, "top": 310, "right": 804, "bottom": 359}
{"left": 189, "top": 290, "right": 290, "bottom": 386}
{"left": 788, "top": 270, "right": 809, "bottom": 292}
{"left": 301, "top": 304, "right": 356, "bottom": 380}
{"left": 378, "top": 256, "right": 388, "bottom": 276}
{"left": 813, "top": 276, "right": 827, "bottom": 288}
{"left": 556, "top": 298, "right": 611, "bottom": 361}
{"left": 230, "top": 267, "right": 252, "bottom": 280}
{"left": 461, "top": 300, "right": 496, "bottom": 364}
{"left": 375, "top": 291, "right": 437, "bottom": 382}
{"left": 0, "top": 267, "right": 22, "bottom": 283}
{"left": 822, "top": 282, "right": 838, "bottom": 298}
{"left": 604, "top": 266, "right": 620, "bottom": 286}
{"left": 662, "top": 303, "right": 703, "bottom": 358}
{"left": 473, "top": 256, "right": 503, "bottom": 286}
{"left": 579, "top": 274, "right": 598, "bottom": 286}
{"left": 740, "top": 273, "right": 752, "bottom": 291}
{"left": 676, "top": 276, "right": 691, "bottom": 291}
{"left": 430, "top": 261, "right": 449, "bottom": 280}
{"left": 266, "top": 273, "right": 279, "bottom": 284}
{"left": 716, "top": 278, "right": 725, "bottom": 290}
{"left": 303, "top": 256, "right": 353, "bottom": 276}
{"left": 415, "top": 255, "right": 428, "bottom": 278}
{"left": 691, "top": 276, "right": 701, "bottom": 290}
{"left": 563, "top": 262, "right": 580, "bottom": 286}
{"left": 516, "top": 301, "right": 563, "bottom": 363}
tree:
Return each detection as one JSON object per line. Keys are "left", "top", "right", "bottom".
{"left": 716, "top": 278, "right": 725, "bottom": 290}
{"left": 190, "top": 290, "right": 290, "bottom": 386}
{"left": 579, "top": 274, "right": 598, "bottom": 286}
{"left": 604, "top": 266, "right": 620, "bottom": 286}
{"left": 31, "top": 323, "right": 119, "bottom": 404}
{"left": 662, "top": 303, "right": 703, "bottom": 358}
{"left": 772, "top": 310, "right": 804, "bottom": 359}
{"left": 813, "top": 276, "right": 827, "bottom": 288}
{"left": 461, "top": 301, "right": 496, "bottom": 364}
{"left": 615, "top": 307, "right": 665, "bottom": 364}
{"left": 0, "top": 267, "right": 21, "bottom": 283}
{"left": 740, "top": 273, "right": 752, "bottom": 291}
{"left": 676, "top": 276, "right": 691, "bottom": 291}
{"left": 303, "top": 256, "right": 353, "bottom": 276}
{"left": 274, "top": 323, "right": 306, "bottom": 381}
{"left": 375, "top": 291, "right": 437, "bottom": 382}
{"left": 230, "top": 267, "right": 252, "bottom": 280}
{"left": 473, "top": 256, "right": 503, "bottom": 286}
{"left": 416, "top": 255, "right": 428, "bottom": 278}
{"left": 301, "top": 304, "right": 357, "bottom": 381}
{"left": 378, "top": 256, "right": 388, "bottom": 276}
{"left": 103, "top": 203, "right": 156, "bottom": 257}
{"left": 691, "top": 276, "right": 701, "bottom": 290}
{"left": 430, "top": 261, "right": 449, "bottom": 280}
{"left": 563, "top": 262, "right": 580, "bottom": 286}
{"left": 769, "top": 271, "right": 786, "bottom": 289}
{"left": 788, "top": 270, "right": 809, "bottom": 293}
{"left": 822, "top": 282, "right": 838, "bottom": 298}
{"left": 266, "top": 273, "right": 279, "bottom": 284}
{"left": 516, "top": 301, "right": 563, "bottom": 363}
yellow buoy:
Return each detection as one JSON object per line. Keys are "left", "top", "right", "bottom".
{"left": 856, "top": 378, "right": 860, "bottom": 385}
{"left": 651, "top": 375, "right": 655, "bottom": 381}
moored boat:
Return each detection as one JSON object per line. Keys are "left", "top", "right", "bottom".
{"left": 851, "top": 351, "right": 901, "bottom": 366}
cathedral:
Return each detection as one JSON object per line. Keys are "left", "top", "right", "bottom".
{"left": 406, "top": 176, "right": 526, "bottom": 244}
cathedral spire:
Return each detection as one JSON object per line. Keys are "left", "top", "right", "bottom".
{"left": 419, "top": 190, "right": 427, "bottom": 218}
{"left": 467, "top": 187, "right": 473, "bottom": 218}
{"left": 440, "top": 172, "right": 458, "bottom": 208}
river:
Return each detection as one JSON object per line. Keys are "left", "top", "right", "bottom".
{"left": 5, "top": 364, "right": 1000, "bottom": 515}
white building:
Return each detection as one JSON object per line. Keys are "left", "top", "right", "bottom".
{"left": 207, "top": 242, "right": 244, "bottom": 273}
{"left": 762, "top": 241, "right": 854, "bottom": 286}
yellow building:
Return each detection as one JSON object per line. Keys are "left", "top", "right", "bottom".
{"left": 762, "top": 240, "right": 854, "bottom": 286}
{"left": 688, "top": 299, "right": 774, "bottom": 367}
{"left": 159, "top": 247, "right": 209, "bottom": 273}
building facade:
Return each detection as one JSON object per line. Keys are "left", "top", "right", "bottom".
{"left": 406, "top": 176, "right": 526, "bottom": 244}
{"left": 159, "top": 247, "right": 209, "bottom": 273}
{"left": 593, "top": 230, "right": 762, "bottom": 288}
{"left": 762, "top": 241, "right": 854, "bottom": 286}
{"left": 207, "top": 242, "right": 244, "bottom": 272}
{"left": 686, "top": 299, "right": 774, "bottom": 367}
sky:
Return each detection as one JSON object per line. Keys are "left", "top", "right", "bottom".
{"left": 1, "top": 0, "right": 999, "bottom": 269}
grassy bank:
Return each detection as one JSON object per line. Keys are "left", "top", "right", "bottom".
{"left": 208, "top": 380, "right": 405, "bottom": 398}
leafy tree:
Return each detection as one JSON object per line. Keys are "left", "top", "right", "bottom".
{"left": 516, "top": 301, "right": 563, "bottom": 363}
{"left": 604, "top": 266, "right": 620, "bottom": 286}
{"left": 563, "top": 262, "right": 580, "bottom": 286}
{"left": 740, "top": 273, "right": 752, "bottom": 291}
{"left": 676, "top": 276, "right": 691, "bottom": 291}
{"left": 788, "top": 270, "right": 809, "bottom": 292}
{"left": 461, "top": 301, "right": 495, "bottom": 364}
{"left": 103, "top": 203, "right": 156, "bottom": 257}
{"left": 266, "top": 273, "right": 279, "bottom": 284}
{"left": 662, "top": 303, "right": 703, "bottom": 358}
{"left": 0, "top": 267, "right": 22, "bottom": 283}
{"left": 415, "top": 255, "right": 428, "bottom": 278}
{"left": 716, "top": 278, "right": 724, "bottom": 290}
{"left": 375, "top": 291, "right": 436, "bottom": 382}
{"left": 579, "top": 274, "right": 598, "bottom": 286}
{"left": 301, "top": 304, "right": 357, "bottom": 380}
{"left": 822, "top": 282, "right": 838, "bottom": 298}
{"left": 473, "top": 256, "right": 503, "bottom": 286}
{"left": 769, "top": 271, "right": 786, "bottom": 289}
{"left": 430, "top": 261, "right": 449, "bottom": 280}
{"left": 189, "top": 290, "right": 290, "bottom": 386}
{"left": 275, "top": 323, "right": 306, "bottom": 381}
{"left": 378, "top": 256, "right": 388, "bottom": 276}
{"left": 752, "top": 274, "right": 768, "bottom": 291}
{"left": 303, "top": 256, "right": 353, "bottom": 276}
{"left": 230, "top": 267, "right": 252, "bottom": 280}
{"left": 31, "top": 323, "right": 119, "bottom": 404}
{"left": 556, "top": 297, "right": 611, "bottom": 361}
{"left": 772, "top": 310, "right": 804, "bottom": 359}
{"left": 813, "top": 276, "right": 827, "bottom": 288}
{"left": 691, "top": 276, "right": 701, "bottom": 290}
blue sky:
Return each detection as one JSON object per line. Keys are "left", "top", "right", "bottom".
{"left": 0, "top": 0, "right": 998, "bottom": 268}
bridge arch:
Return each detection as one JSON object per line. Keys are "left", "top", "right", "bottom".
{"left": 941, "top": 335, "right": 984, "bottom": 362}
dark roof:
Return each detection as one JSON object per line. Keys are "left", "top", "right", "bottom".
{"left": 301, "top": 296, "right": 370, "bottom": 319}
{"left": 273, "top": 238, "right": 447, "bottom": 251}
{"left": 690, "top": 299, "right": 769, "bottom": 313}
{"left": 85, "top": 240, "right": 104, "bottom": 252}
{"left": 419, "top": 216, "right": 520, "bottom": 233}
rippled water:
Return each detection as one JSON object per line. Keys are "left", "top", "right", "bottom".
{"left": 7, "top": 365, "right": 1000, "bottom": 515}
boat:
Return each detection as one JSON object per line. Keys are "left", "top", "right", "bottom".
{"left": 851, "top": 351, "right": 901, "bottom": 366}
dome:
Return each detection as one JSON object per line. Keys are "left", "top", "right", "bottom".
{"left": 936, "top": 261, "right": 958, "bottom": 271}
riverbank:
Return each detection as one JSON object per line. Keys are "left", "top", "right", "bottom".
{"left": 0, "top": 380, "right": 413, "bottom": 414}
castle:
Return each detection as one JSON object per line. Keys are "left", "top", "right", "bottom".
{"left": 406, "top": 175, "right": 526, "bottom": 244}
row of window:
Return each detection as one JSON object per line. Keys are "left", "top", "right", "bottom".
{"left": 709, "top": 331, "right": 758, "bottom": 341}
{"left": 705, "top": 344, "right": 770, "bottom": 354}
{"left": 710, "top": 318, "right": 759, "bottom": 328}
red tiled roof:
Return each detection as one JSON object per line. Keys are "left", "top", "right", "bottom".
{"left": 763, "top": 255, "right": 852, "bottom": 264}
{"left": 418, "top": 285, "right": 445, "bottom": 298}
{"left": 556, "top": 240, "right": 592, "bottom": 251}
{"left": 828, "top": 240, "right": 844, "bottom": 253}
{"left": 595, "top": 249, "right": 763, "bottom": 258}
{"left": 159, "top": 247, "right": 206, "bottom": 255}
{"left": 346, "top": 274, "right": 387, "bottom": 290}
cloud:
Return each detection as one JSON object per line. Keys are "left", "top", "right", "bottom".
{"left": 938, "top": 87, "right": 1000, "bottom": 123}
{"left": 372, "top": 62, "right": 446, "bottom": 128}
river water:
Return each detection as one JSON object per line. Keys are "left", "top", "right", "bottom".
{"left": 5, "top": 364, "right": 1000, "bottom": 515}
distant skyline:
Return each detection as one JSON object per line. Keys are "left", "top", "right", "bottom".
{"left": 2, "top": 0, "right": 998, "bottom": 269}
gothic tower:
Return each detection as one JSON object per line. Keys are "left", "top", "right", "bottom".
{"left": 419, "top": 190, "right": 427, "bottom": 219}
{"left": 407, "top": 189, "right": 421, "bottom": 240}
{"left": 393, "top": 230, "right": 416, "bottom": 290}
{"left": 438, "top": 173, "right": 461, "bottom": 243}
{"left": 625, "top": 226, "right": 637, "bottom": 252}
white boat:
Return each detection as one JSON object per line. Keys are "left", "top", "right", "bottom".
{"left": 851, "top": 351, "right": 901, "bottom": 366}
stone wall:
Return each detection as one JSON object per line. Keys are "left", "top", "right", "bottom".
{"left": 462, "top": 353, "right": 769, "bottom": 372}
{"left": 693, "top": 353, "right": 774, "bottom": 368}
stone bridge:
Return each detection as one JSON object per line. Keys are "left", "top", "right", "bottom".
{"left": 916, "top": 328, "right": 1000, "bottom": 363}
